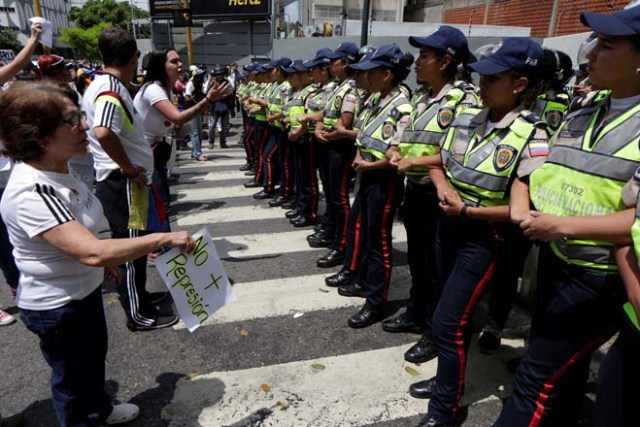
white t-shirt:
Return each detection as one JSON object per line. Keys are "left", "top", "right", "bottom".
{"left": 0, "top": 162, "right": 105, "bottom": 310}
{"left": 83, "top": 73, "right": 153, "bottom": 182}
{"left": 133, "top": 81, "right": 174, "bottom": 145}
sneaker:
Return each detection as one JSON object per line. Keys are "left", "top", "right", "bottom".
{"left": 126, "top": 314, "right": 179, "bottom": 332}
{"left": 104, "top": 403, "right": 139, "bottom": 425}
{"left": 478, "top": 326, "right": 502, "bottom": 354}
{"left": 0, "top": 308, "right": 16, "bottom": 326}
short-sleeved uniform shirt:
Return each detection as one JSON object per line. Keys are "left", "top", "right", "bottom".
{"left": 0, "top": 163, "right": 105, "bottom": 310}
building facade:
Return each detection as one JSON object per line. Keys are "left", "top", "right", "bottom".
{"left": 0, "top": 0, "right": 70, "bottom": 36}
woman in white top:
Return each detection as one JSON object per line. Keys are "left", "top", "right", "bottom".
{"left": 0, "top": 81, "right": 195, "bottom": 427}
{"left": 134, "top": 49, "right": 229, "bottom": 234}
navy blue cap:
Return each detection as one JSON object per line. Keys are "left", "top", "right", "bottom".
{"left": 469, "top": 37, "right": 543, "bottom": 75}
{"left": 349, "top": 48, "right": 376, "bottom": 71}
{"left": 581, "top": 6, "right": 640, "bottom": 36}
{"left": 251, "top": 65, "right": 268, "bottom": 74}
{"left": 304, "top": 48, "right": 333, "bottom": 68}
{"left": 326, "top": 42, "right": 360, "bottom": 63}
{"left": 350, "top": 44, "right": 406, "bottom": 71}
{"left": 409, "top": 25, "right": 469, "bottom": 62}
{"left": 264, "top": 57, "right": 291, "bottom": 71}
{"left": 284, "top": 59, "right": 307, "bottom": 74}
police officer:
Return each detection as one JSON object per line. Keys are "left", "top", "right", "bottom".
{"left": 253, "top": 57, "right": 291, "bottom": 201}
{"left": 382, "top": 27, "right": 480, "bottom": 368}
{"left": 414, "top": 37, "right": 549, "bottom": 426}
{"left": 324, "top": 45, "right": 377, "bottom": 289}
{"left": 495, "top": 8, "right": 640, "bottom": 426}
{"left": 244, "top": 65, "right": 272, "bottom": 190}
{"left": 283, "top": 60, "right": 322, "bottom": 226}
{"left": 478, "top": 47, "right": 574, "bottom": 355}
{"left": 299, "top": 48, "right": 340, "bottom": 242}
{"left": 314, "top": 42, "right": 363, "bottom": 268}
{"left": 328, "top": 44, "right": 413, "bottom": 328}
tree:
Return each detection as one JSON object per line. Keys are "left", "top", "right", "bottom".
{"left": 0, "top": 29, "right": 22, "bottom": 52}
{"left": 58, "top": 22, "right": 112, "bottom": 60}
{"left": 69, "top": 0, "right": 149, "bottom": 30}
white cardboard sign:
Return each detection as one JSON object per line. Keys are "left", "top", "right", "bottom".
{"left": 155, "top": 228, "right": 236, "bottom": 332}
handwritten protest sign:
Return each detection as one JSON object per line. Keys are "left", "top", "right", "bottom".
{"left": 156, "top": 228, "right": 236, "bottom": 332}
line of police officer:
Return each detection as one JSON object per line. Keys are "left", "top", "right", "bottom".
{"left": 233, "top": 6, "right": 640, "bottom": 424}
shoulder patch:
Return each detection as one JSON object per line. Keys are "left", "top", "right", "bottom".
{"left": 437, "top": 106, "right": 455, "bottom": 128}
{"left": 493, "top": 144, "right": 518, "bottom": 172}
{"left": 528, "top": 139, "right": 550, "bottom": 157}
{"left": 545, "top": 110, "right": 563, "bottom": 130}
{"left": 381, "top": 122, "right": 395, "bottom": 139}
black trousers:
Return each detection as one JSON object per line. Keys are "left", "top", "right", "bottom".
{"left": 326, "top": 140, "right": 356, "bottom": 252}
{"left": 402, "top": 180, "right": 440, "bottom": 332}
{"left": 277, "top": 128, "right": 295, "bottom": 199}
{"left": 95, "top": 172, "right": 157, "bottom": 328}
{"left": 253, "top": 120, "right": 270, "bottom": 183}
{"left": 353, "top": 169, "right": 404, "bottom": 310}
{"left": 294, "top": 135, "right": 320, "bottom": 220}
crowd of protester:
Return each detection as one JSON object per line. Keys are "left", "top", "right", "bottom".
{"left": 0, "top": 4, "right": 639, "bottom": 427}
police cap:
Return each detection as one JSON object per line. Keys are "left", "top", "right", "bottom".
{"left": 469, "top": 37, "right": 543, "bottom": 76}
{"left": 581, "top": 4, "right": 640, "bottom": 36}
{"left": 409, "top": 25, "right": 469, "bottom": 63}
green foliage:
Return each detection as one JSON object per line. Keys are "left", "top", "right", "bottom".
{"left": 58, "top": 22, "right": 112, "bottom": 60}
{"left": 69, "top": 0, "right": 149, "bottom": 30}
{"left": 0, "top": 29, "right": 22, "bottom": 52}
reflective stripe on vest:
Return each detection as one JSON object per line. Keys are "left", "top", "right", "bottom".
{"left": 357, "top": 90, "right": 411, "bottom": 160}
{"left": 287, "top": 84, "right": 317, "bottom": 130}
{"left": 441, "top": 108, "right": 535, "bottom": 207}
{"left": 530, "top": 93, "right": 640, "bottom": 271}
{"left": 399, "top": 86, "right": 476, "bottom": 176}
{"left": 323, "top": 79, "right": 355, "bottom": 128}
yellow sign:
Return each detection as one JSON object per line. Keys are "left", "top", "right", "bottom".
{"left": 229, "top": 0, "right": 261, "bottom": 5}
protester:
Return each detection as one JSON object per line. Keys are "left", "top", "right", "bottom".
{"left": 185, "top": 67, "right": 208, "bottom": 161}
{"left": 134, "top": 49, "right": 230, "bottom": 239}
{"left": 83, "top": 27, "right": 177, "bottom": 331}
{"left": 0, "top": 80, "right": 195, "bottom": 427}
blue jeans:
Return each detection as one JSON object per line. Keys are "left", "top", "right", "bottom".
{"left": 0, "top": 187, "right": 19, "bottom": 289}
{"left": 21, "top": 287, "right": 112, "bottom": 427}
{"left": 190, "top": 115, "right": 203, "bottom": 158}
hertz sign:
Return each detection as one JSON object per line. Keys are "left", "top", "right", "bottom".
{"left": 189, "top": 0, "right": 271, "bottom": 18}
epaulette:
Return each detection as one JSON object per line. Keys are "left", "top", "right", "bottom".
{"left": 454, "top": 81, "right": 477, "bottom": 93}
{"left": 519, "top": 111, "right": 546, "bottom": 129}
{"left": 568, "top": 89, "right": 609, "bottom": 113}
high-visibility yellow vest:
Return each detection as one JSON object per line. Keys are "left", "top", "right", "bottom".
{"left": 627, "top": 198, "right": 640, "bottom": 331}
{"left": 442, "top": 107, "right": 545, "bottom": 207}
{"left": 286, "top": 83, "right": 320, "bottom": 130}
{"left": 252, "top": 82, "right": 272, "bottom": 122}
{"left": 534, "top": 91, "right": 570, "bottom": 135}
{"left": 306, "top": 81, "right": 337, "bottom": 133}
{"left": 399, "top": 82, "right": 479, "bottom": 176}
{"left": 267, "top": 80, "right": 291, "bottom": 128}
{"left": 356, "top": 88, "right": 412, "bottom": 161}
{"left": 323, "top": 78, "right": 357, "bottom": 130}
{"left": 530, "top": 91, "right": 640, "bottom": 271}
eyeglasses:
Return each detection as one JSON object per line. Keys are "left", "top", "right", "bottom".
{"left": 58, "top": 111, "right": 86, "bottom": 129}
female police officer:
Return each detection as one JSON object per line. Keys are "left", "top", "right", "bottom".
{"left": 335, "top": 44, "right": 413, "bottom": 327}
{"left": 382, "top": 26, "right": 479, "bottom": 367}
{"left": 415, "top": 37, "right": 548, "bottom": 426}
{"left": 495, "top": 7, "right": 640, "bottom": 426}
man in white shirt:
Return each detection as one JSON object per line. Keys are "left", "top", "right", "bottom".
{"left": 83, "top": 27, "right": 178, "bottom": 331}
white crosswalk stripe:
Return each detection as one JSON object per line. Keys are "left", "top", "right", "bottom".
{"left": 162, "top": 143, "right": 523, "bottom": 426}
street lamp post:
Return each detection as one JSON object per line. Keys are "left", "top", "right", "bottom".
{"left": 129, "top": 0, "right": 137, "bottom": 39}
